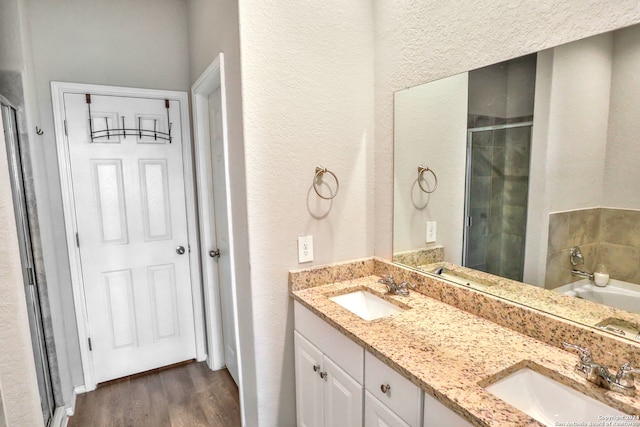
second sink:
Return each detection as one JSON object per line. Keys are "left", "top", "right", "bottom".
{"left": 329, "top": 290, "right": 405, "bottom": 321}
{"left": 485, "top": 367, "right": 636, "bottom": 426}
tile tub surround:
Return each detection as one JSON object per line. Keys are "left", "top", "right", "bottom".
{"left": 546, "top": 207, "right": 640, "bottom": 288}
{"left": 291, "top": 276, "right": 640, "bottom": 426}
{"left": 392, "top": 245, "right": 444, "bottom": 268}
{"left": 290, "top": 258, "right": 640, "bottom": 375}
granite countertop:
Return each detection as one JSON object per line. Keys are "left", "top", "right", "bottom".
{"left": 291, "top": 275, "right": 640, "bottom": 427}
{"left": 418, "top": 261, "right": 640, "bottom": 333}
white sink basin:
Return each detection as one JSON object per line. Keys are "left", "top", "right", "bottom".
{"left": 329, "top": 290, "right": 404, "bottom": 321}
{"left": 486, "top": 368, "right": 636, "bottom": 426}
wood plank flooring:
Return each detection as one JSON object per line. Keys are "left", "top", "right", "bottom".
{"left": 68, "top": 361, "right": 241, "bottom": 427}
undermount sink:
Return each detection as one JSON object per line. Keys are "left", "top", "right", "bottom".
{"left": 329, "top": 290, "right": 405, "bottom": 321}
{"left": 485, "top": 368, "right": 636, "bottom": 426}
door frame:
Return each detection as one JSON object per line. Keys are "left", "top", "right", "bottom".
{"left": 191, "top": 54, "right": 241, "bottom": 372}
{"left": 51, "top": 81, "right": 206, "bottom": 391}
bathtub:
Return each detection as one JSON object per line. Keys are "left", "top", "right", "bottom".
{"left": 555, "top": 278, "right": 640, "bottom": 314}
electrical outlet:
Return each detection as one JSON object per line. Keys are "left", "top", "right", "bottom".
{"left": 298, "top": 236, "right": 314, "bottom": 263}
{"left": 426, "top": 221, "right": 437, "bottom": 243}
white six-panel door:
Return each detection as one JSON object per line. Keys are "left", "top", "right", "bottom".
{"left": 63, "top": 92, "right": 196, "bottom": 383}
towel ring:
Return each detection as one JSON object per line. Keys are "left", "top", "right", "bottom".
{"left": 313, "top": 166, "right": 339, "bottom": 200}
{"left": 417, "top": 165, "right": 438, "bottom": 193}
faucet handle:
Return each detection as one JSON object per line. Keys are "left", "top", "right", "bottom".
{"left": 562, "top": 342, "right": 593, "bottom": 364}
{"left": 616, "top": 363, "right": 640, "bottom": 388}
{"left": 399, "top": 281, "right": 415, "bottom": 290}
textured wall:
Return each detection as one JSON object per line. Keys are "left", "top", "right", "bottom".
{"left": 0, "top": 108, "right": 43, "bottom": 427}
{"left": 604, "top": 24, "right": 640, "bottom": 208}
{"left": 374, "top": 1, "right": 640, "bottom": 261}
{"left": 186, "top": 1, "right": 257, "bottom": 424}
{"left": 393, "top": 73, "right": 468, "bottom": 260}
{"left": 238, "top": 0, "right": 375, "bottom": 424}
{"left": 524, "top": 33, "right": 613, "bottom": 284}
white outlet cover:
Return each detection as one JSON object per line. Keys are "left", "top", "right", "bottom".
{"left": 426, "top": 221, "right": 437, "bottom": 243}
{"left": 298, "top": 236, "right": 314, "bottom": 263}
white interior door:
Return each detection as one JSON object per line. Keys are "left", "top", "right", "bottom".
{"left": 208, "top": 88, "right": 238, "bottom": 383}
{"left": 63, "top": 92, "right": 196, "bottom": 383}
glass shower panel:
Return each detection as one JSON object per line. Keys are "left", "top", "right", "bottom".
{"left": 1, "top": 103, "right": 55, "bottom": 426}
{"left": 463, "top": 123, "right": 532, "bottom": 281}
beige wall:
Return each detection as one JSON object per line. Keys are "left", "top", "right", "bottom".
{"left": 524, "top": 32, "right": 614, "bottom": 285}
{"left": 604, "top": 24, "right": 640, "bottom": 208}
{"left": 237, "top": 0, "right": 375, "bottom": 424}
{"left": 393, "top": 73, "right": 468, "bottom": 260}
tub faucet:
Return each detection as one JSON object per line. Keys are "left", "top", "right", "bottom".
{"left": 571, "top": 269, "right": 594, "bottom": 281}
{"left": 378, "top": 275, "right": 415, "bottom": 296}
{"left": 563, "top": 342, "right": 639, "bottom": 396}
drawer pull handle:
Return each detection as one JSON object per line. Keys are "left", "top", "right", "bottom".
{"left": 320, "top": 371, "right": 328, "bottom": 380}
{"left": 313, "top": 364, "right": 320, "bottom": 372}
{"left": 380, "top": 384, "right": 391, "bottom": 394}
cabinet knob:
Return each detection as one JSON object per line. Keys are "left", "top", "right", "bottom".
{"left": 313, "top": 364, "right": 320, "bottom": 372}
{"left": 380, "top": 384, "right": 391, "bottom": 394}
{"left": 320, "top": 371, "right": 328, "bottom": 380}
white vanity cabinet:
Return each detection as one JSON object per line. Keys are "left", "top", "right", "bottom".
{"left": 423, "top": 392, "right": 473, "bottom": 427}
{"left": 294, "top": 301, "right": 474, "bottom": 427}
{"left": 364, "top": 351, "right": 423, "bottom": 427}
{"left": 294, "top": 302, "right": 364, "bottom": 427}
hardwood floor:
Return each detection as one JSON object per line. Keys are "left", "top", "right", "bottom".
{"left": 68, "top": 361, "right": 241, "bottom": 427}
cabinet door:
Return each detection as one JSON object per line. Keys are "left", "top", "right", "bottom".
{"left": 423, "top": 392, "right": 473, "bottom": 427}
{"left": 323, "top": 356, "right": 363, "bottom": 427}
{"left": 365, "top": 391, "right": 410, "bottom": 427}
{"left": 295, "top": 331, "right": 324, "bottom": 427}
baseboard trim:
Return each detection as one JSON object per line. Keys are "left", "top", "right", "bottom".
{"left": 65, "top": 385, "right": 86, "bottom": 417}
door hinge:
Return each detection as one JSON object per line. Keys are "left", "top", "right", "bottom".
{"left": 88, "top": 337, "right": 93, "bottom": 351}
{"left": 75, "top": 232, "right": 80, "bottom": 247}
{"left": 465, "top": 216, "right": 473, "bottom": 227}
{"left": 26, "top": 267, "right": 36, "bottom": 286}
{"left": 64, "top": 119, "right": 68, "bottom": 136}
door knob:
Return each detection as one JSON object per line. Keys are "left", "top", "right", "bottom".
{"left": 209, "top": 249, "right": 220, "bottom": 258}
{"left": 176, "top": 246, "right": 186, "bottom": 255}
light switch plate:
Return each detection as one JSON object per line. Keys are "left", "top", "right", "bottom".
{"left": 426, "top": 221, "right": 437, "bottom": 243}
{"left": 298, "top": 236, "right": 314, "bottom": 263}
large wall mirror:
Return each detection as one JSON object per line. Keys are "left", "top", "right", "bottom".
{"left": 393, "top": 23, "right": 640, "bottom": 344}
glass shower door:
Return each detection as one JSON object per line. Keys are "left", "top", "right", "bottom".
{"left": 1, "top": 102, "right": 55, "bottom": 426}
{"left": 463, "top": 122, "right": 532, "bottom": 281}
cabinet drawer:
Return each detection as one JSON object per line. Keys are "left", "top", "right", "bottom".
{"left": 294, "top": 301, "right": 364, "bottom": 383}
{"left": 365, "top": 351, "right": 422, "bottom": 427}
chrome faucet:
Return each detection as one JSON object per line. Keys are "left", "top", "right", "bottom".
{"left": 563, "top": 342, "right": 640, "bottom": 396}
{"left": 378, "top": 274, "right": 415, "bottom": 296}
{"left": 570, "top": 246, "right": 585, "bottom": 266}
{"left": 571, "top": 269, "right": 594, "bottom": 281}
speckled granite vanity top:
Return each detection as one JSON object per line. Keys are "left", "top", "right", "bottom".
{"left": 291, "top": 275, "right": 640, "bottom": 426}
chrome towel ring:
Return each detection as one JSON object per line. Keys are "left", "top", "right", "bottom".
{"left": 417, "top": 165, "right": 438, "bottom": 193}
{"left": 313, "top": 166, "right": 339, "bottom": 200}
